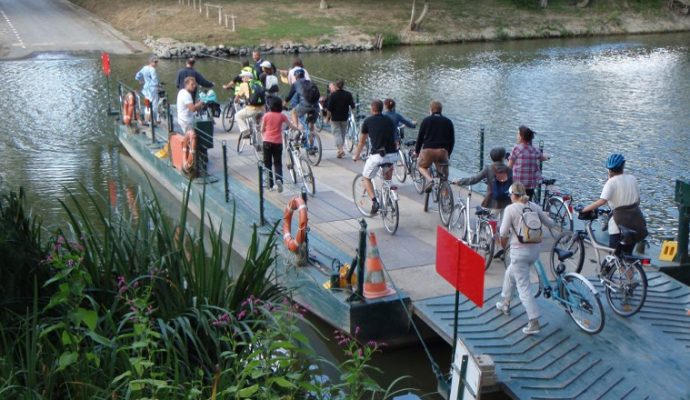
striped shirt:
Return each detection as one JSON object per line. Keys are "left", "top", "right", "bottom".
{"left": 510, "top": 143, "right": 542, "bottom": 189}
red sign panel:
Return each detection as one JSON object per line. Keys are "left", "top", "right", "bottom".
{"left": 435, "top": 226, "right": 485, "bottom": 307}
{"left": 101, "top": 52, "right": 111, "bottom": 77}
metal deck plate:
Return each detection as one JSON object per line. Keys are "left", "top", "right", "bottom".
{"left": 413, "top": 272, "right": 690, "bottom": 399}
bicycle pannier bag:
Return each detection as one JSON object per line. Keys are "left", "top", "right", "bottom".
{"left": 301, "top": 80, "right": 320, "bottom": 104}
{"left": 516, "top": 205, "right": 543, "bottom": 243}
{"left": 248, "top": 80, "right": 265, "bottom": 106}
{"left": 491, "top": 166, "right": 512, "bottom": 201}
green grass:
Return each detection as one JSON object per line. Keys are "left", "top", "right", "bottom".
{"left": 226, "top": 14, "right": 334, "bottom": 46}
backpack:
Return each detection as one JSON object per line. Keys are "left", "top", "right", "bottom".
{"left": 248, "top": 80, "right": 265, "bottom": 106}
{"left": 301, "top": 80, "right": 320, "bottom": 104}
{"left": 265, "top": 74, "right": 279, "bottom": 93}
{"left": 491, "top": 166, "right": 512, "bottom": 201}
{"left": 515, "top": 204, "right": 543, "bottom": 244}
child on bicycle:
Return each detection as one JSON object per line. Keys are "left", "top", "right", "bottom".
{"left": 497, "top": 182, "right": 555, "bottom": 335}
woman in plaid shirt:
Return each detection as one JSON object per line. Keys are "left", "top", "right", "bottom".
{"left": 508, "top": 126, "right": 549, "bottom": 200}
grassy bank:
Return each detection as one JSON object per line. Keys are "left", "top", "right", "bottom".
{"left": 72, "top": 0, "right": 690, "bottom": 48}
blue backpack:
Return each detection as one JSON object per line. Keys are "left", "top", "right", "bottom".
{"left": 491, "top": 166, "right": 512, "bottom": 201}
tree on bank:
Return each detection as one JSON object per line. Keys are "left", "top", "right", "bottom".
{"left": 409, "top": 0, "right": 429, "bottom": 31}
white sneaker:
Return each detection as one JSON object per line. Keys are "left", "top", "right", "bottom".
{"left": 495, "top": 300, "right": 510, "bottom": 316}
{"left": 522, "top": 319, "right": 541, "bottom": 335}
{"left": 276, "top": 180, "right": 283, "bottom": 193}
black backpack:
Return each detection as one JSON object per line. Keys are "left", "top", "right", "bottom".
{"left": 248, "top": 80, "right": 265, "bottom": 106}
{"left": 491, "top": 166, "right": 512, "bottom": 201}
{"left": 301, "top": 80, "right": 320, "bottom": 104}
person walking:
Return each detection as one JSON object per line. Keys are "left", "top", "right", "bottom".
{"left": 134, "top": 55, "right": 160, "bottom": 125}
{"left": 496, "top": 182, "right": 555, "bottom": 335}
{"left": 414, "top": 101, "right": 454, "bottom": 193}
{"left": 325, "top": 79, "right": 355, "bottom": 158}
{"left": 508, "top": 125, "right": 549, "bottom": 201}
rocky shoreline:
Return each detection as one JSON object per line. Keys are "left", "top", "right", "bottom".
{"left": 145, "top": 36, "right": 375, "bottom": 59}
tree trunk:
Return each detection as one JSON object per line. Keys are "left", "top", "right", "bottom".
{"left": 319, "top": 0, "right": 328, "bottom": 9}
{"left": 539, "top": 0, "right": 548, "bottom": 7}
{"left": 409, "top": 0, "right": 429, "bottom": 31}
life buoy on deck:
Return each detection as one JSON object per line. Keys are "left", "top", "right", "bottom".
{"left": 181, "top": 130, "right": 197, "bottom": 174}
{"left": 283, "top": 197, "right": 308, "bottom": 252}
{"left": 122, "top": 92, "right": 136, "bottom": 126}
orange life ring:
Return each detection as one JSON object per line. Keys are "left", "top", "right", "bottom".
{"left": 122, "top": 92, "right": 136, "bottom": 126}
{"left": 181, "top": 130, "right": 197, "bottom": 174}
{"left": 283, "top": 197, "right": 308, "bottom": 252}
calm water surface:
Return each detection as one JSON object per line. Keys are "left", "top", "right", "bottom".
{"left": 1, "top": 32, "right": 689, "bottom": 395}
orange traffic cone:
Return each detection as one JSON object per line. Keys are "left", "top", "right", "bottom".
{"left": 363, "top": 232, "right": 396, "bottom": 299}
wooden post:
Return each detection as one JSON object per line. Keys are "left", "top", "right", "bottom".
{"left": 224, "top": 14, "right": 228, "bottom": 28}
{"left": 218, "top": 7, "right": 222, "bottom": 25}
{"left": 231, "top": 15, "right": 236, "bottom": 32}
{"left": 205, "top": 3, "right": 209, "bottom": 18}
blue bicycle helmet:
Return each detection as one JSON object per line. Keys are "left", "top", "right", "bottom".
{"left": 606, "top": 153, "right": 625, "bottom": 170}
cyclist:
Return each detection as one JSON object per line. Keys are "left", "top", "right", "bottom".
{"left": 581, "top": 153, "right": 648, "bottom": 254}
{"left": 134, "top": 55, "right": 160, "bottom": 125}
{"left": 175, "top": 57, "right": 214, "bottom": 101}
{"left": 508, "top": 125, "right": 549, "bottom": 201}
{"left": 325, "top": 79, "right": 355, "bottom": 158}
{"left": 496, "top": 182, "right": 555, "bottom": 335}
{"left": 352, "top": 99, "right": 397, "bottom": 215}
{"left": 234, "top": 71, "right": 265, "bottom": 139}
{"left": 284, "top": 68, "right": 319, "bottom": 149}
{"left": 382, "top": 98, "right": 416, "bottom": 146}
{"left": 414, "top": 101, "right": 454, "bottom": 193}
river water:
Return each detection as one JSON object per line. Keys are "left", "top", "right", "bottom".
{"left": 1, "top": 32, "right": 689, "bottom": 395}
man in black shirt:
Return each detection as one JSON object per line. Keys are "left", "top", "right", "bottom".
{"left": 353, "top": 99, "right": 397, "bottom": 214}
{"left": 325, "top": 79, "right": 355, "bottom": 158}
{"left": 415, "top": 100, "right": 455, "bottom": 192}
{"left": 175, "top": 57, "right": 214, "bottom": 101}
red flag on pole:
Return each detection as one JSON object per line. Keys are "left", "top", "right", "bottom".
{"left": 101, "top": 52, "right": 111, "bottom": 77}
{"left": 435, "top": 226, "right": 485, "bottom": 307}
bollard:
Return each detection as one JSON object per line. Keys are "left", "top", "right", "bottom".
{"left": 675, "top": 180, "right": 690, "bottom": 263}
{"left": 478, "top": 125, "right": 485, "bottom": 172}
{"left": 258, "top": 163, "right": 265, "bottom": 226}
{"left": 357, "top": 218, "right": 367, "bottom": 299}
{"left": 149, "top": 100, "right": 156, "bottom": 144}
{"left": 222, "top": 141, "right": 229, "bottom": 202}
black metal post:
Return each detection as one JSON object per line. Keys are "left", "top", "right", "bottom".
{"left": 451, "top": 289, "right": 460, "bottom": 372}
{"left": 478, "top": 125, "right": 485, "bottom": 172}
{"left": 258, "top": 163, "right": 265, "bottom": 226}
{"left": 537, "top": 140, "right": 544, "bottom": 202}
{"left": 679, "top": 207, "right": 689, "bottom": 263}
{"left": 222, "top": 140, "right": 229, "bottom": 203}
{"left": 166, "top": 100, "right": 173, "bottom": 133}
{"left": 149, "top": 100, "right": 156, "bottom": 144}
{"left": 301, "top": 187, "right": 309, "bottom": 256}
{"left": 357, "top": 218, "right": 367, "bottom": 299}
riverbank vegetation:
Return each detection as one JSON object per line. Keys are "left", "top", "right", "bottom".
{"left": 72, "top": 0, "right": 690, "bottom": 48}
{"left": 0, "top": 184, "right": 412, "bottom": 399}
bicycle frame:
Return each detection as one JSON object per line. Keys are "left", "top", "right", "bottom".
{"left": 534, "top": 260, "right": 593, "bottom": 310}
{"left": 541, "top": 181, "right": 574, "bottom": 222}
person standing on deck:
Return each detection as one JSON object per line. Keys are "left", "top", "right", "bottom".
{"left": 508, "top": 125, "right": 549, "bottom": 201}
{"left": 175, "top": 57, "right": 214, "bottom": 101}
{"left": 176, "top": 76, "right": 204, "bottom": 134}
{"left": 415, "top": 100, "right": 454, "bottom": 193}
{"left": 134, "top": 55, "right": 161, "bottom": 125}
{"left": 325, "top": 79, "right": 355, "bottom": 158}
{"left": 280, "top": 57, "right": 311, "bottom": 85}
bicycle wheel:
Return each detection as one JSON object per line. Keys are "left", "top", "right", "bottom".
{"left": 550, "top": 232, "right": 585, "bottom": 276}
{"left": 411, "top": 162, "right": 425, "bottom": 194}
{"left": 547, "top": 197, "right": 573, "bottom": 237}
{"left": 316, "top": 113, "right": 324, "bottom": 132}
{"left": 287, "top": 151, "right": 297, "bottom": 184}
{"left": 252, "top": 130, "right": 262, "bottom": 162}
{"left": 563, "top": 274, "right": 605, "bottom": 334}
{"left": 299, "top": 157, "right": 316, "bottom": 196}
{"left": 381, "top": 191, "right": 399, "bottom": 235}
{"left": 236, "top": 132, "right": 246, "bottom": 153}
{"left": 345, "top": 123, "right": 356, "bottom": 153}
{"left": 438, "top": 181, "right": 454, "bottom": 226}
{"left": 305, "top": 132, "right": 322, "bottom": 166}
{"left": 448, "top": 204, "right": 467, "bottom": 241}
{"left": 157, "top": 99, "right": 169, "bottom": 128}
{"left": 222, "top": 103, "right": 236, "bottom": 132}
{"left": 605, "top": 260, "right": 647, "bottom": 317}
{"left": 394, "top": 150, "right": 407, "bottom": 183}
{"left": 477, "top": 221, "right": 495, "bottom": 270}
{"left": 352, "top": 174, "right": 373, "bottom": 217}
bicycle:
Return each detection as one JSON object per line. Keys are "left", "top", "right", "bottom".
{"left": 345, "top": 108, "right": 366, "bottom": 154}
{"left": 448, "top": 184, "right": 497, "bottom": 270}
{"left": 535, "top": 178, "right": 574, "bottom": 237}
{"left": 221, "top": 99, "right": 243, "bottom": 132}
{"left": 297, "top": 113, "right": 323, "bottom": 166}
{"left": 237, "top": 112, "right": 263, "bottom": 162}
{"left": 352, "top": 163, "right": 399, "bottom": 235}
{"left": 532, "top": 256, "right": 605, "bottom": 334}
{"left": 155, "top": 82, "right": 170, "bottom": 129}
{"left": 393, "top": 139, "right": 425, "bottom": 193}
{"left": 423, "top": 161, "right": 454, "bottom": 226}
{"left": 284, "top": 129, "right": 315, "bottom": 196}
{"left": 551, "top": 206, "right": 649, "bottom": 317}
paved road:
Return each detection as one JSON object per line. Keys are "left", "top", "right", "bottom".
{"left": 0, "top": 0, "right": 145, "bottom": 59}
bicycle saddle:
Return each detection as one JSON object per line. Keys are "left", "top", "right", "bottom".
{"left": 553, "top": 247, "right": 575, "bottom": 262}
{"left": 542, "top": 178, "right": 556, "bottom": 185}
{"left": 618, "top": 225, "right": 638, "bottom": 243}
{"left": 475, "top": 207, "right": 491, "bottom": 217}
{"left": 404, "top": 140, "right": 416, "bottom": 147}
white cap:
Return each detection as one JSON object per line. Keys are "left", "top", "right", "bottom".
{"left": 260, "top": 60, "right": 272, "bottom": 68}
{"left": 239, "top": 70, "right": 253, "bottom": 78}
